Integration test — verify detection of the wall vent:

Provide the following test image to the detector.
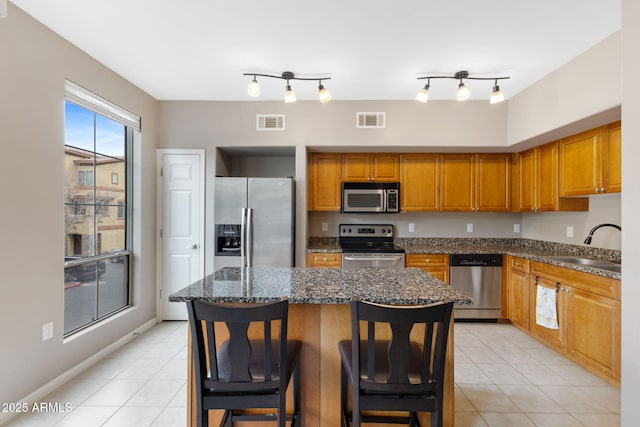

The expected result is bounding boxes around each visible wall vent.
[356,112,386,128]
[256,114,285,131]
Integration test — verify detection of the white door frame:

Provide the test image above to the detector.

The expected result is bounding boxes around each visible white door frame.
[156,148,205,320]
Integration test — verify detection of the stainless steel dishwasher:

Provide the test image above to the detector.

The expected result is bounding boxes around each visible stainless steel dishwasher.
[450,254,502,319]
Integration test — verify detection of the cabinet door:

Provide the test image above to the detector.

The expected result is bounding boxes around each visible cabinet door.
[441,154,475,211]
[559,128,604,196]
[405,254,449,284]
[529,276,565,351]
[370,154,400,181]
[399,154,440,211]
[605,121,621,193]
[518,149,537,212]
[309,153,342,211]
[341,154,371,181]
[476,154,511,212]
[536,142,559,211]
[566,287,620,382]
[508,265,530,331]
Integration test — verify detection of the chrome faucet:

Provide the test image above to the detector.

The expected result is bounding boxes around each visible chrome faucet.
[583,223,621,244]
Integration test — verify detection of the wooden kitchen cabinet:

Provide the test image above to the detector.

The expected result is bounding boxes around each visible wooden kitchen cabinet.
[405,253,449,284]
[529,273,566,352]
[526,261,620,385]
[559,121,621,196]
[515,142,588,212]
[441,153,510,212]
[507,256,530,331]
[342,153,400,182]
[306,253,342,267]
[308,153,342,211]
[399,154,441,211]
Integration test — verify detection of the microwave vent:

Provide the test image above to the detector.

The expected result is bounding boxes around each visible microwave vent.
[356,112,385,128]
[256,114,285,131]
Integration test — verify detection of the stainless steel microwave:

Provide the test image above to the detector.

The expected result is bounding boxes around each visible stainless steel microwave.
[341,182,400,213]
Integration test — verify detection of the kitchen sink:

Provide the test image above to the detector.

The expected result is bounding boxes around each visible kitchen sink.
[545,255,621,273]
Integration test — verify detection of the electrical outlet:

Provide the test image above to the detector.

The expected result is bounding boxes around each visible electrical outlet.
[514,224,521,233]
[408,223,415,233]
[321,222,328,232]
[567,226,574,238]
[42,322,53,341]
[466,223,473,233]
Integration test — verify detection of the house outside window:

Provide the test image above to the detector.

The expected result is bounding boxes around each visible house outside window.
[63,80,139,336]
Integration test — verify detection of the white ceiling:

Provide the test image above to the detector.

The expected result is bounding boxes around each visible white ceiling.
[12,0,621,102]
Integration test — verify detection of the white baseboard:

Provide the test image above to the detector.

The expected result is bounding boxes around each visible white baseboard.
[0,318,157,426]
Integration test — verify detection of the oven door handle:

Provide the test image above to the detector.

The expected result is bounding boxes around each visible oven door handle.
[343,256,405,262]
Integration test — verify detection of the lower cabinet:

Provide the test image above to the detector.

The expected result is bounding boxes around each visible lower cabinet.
[508,258,621,385]
[306,253,341,268]
[405,254,449,284]
[507,257,530,331]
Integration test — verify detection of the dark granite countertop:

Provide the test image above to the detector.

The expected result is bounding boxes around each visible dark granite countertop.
[306,237,621,280]
[168,266,472,305]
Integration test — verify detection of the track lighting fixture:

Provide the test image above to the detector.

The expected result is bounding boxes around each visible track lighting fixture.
[243,71,332,103]
[416,79,430,103]
[416,70,510,103]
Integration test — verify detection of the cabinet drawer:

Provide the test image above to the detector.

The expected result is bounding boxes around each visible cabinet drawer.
[510,257,530,271]
[405,254,449,267]
[306,253,341,267]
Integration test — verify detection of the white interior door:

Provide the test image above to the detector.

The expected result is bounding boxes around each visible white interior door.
[159,151,204,320]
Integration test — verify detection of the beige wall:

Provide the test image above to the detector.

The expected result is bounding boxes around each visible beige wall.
[0,5,158,408]
[621,1,639,425]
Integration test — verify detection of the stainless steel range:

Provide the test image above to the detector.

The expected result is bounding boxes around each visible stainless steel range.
[339,224,405,268]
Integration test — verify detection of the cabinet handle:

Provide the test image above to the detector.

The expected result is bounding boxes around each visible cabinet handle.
[560,287,572,293]
[424,259,430,263]
[514,262,520,266]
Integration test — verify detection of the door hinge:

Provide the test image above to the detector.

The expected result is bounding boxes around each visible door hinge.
[159,289,163,299]
[160,228,163,238]
[160,167,163,177]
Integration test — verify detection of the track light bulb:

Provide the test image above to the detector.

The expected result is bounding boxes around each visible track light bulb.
[416,83,430,103]
[490,83,504,104]
[284,84,296,103]
[318,83,331,103]
[457,81,470,101]
[247,77,260,97]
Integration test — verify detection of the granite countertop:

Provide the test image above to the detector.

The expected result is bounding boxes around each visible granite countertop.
[168,266,472,305]
[306,237,621,280]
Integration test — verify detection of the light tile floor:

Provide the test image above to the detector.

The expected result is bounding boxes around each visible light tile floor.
[5,321,620,427]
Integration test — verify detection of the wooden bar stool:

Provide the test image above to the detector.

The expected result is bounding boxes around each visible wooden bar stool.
[186,297,301,427]
[339,298,454,427]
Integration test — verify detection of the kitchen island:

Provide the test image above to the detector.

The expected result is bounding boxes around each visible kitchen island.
[170,266,472,427]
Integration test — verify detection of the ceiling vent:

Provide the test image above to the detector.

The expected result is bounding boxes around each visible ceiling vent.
[256,114,285,131]
[356,112,386,128]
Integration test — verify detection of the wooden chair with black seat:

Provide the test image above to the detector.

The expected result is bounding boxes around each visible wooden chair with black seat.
[339,298,454,427]
[186,297,302,427]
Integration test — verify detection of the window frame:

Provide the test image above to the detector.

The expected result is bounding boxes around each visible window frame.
[63,81,138,337]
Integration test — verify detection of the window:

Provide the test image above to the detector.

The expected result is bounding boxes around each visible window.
[63,80,140,336]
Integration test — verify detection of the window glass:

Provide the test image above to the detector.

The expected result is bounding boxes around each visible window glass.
[64,99,131,335]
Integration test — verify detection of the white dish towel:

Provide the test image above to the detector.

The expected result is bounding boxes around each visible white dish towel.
[536,286,559,329]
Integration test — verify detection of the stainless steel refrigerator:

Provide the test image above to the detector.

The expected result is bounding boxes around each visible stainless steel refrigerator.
[214,177,295,268]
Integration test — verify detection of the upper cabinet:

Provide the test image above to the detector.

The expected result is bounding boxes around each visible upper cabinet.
[399,154,441,211]
[308,153,342,211]
[559,121,621,196]
[342,153,400,182]
[514,142,589,212]
[441,153,511,212]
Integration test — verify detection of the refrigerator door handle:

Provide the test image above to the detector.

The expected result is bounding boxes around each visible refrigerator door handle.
[241,208,247,267]
[246,208,253,267]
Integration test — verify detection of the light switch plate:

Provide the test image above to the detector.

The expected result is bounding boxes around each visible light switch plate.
[567,226,574,238]
[321,222,328,232]
[466,223,473,233]
[408,223,415,232]
[42,322,53,341]
[514,224,521,233]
